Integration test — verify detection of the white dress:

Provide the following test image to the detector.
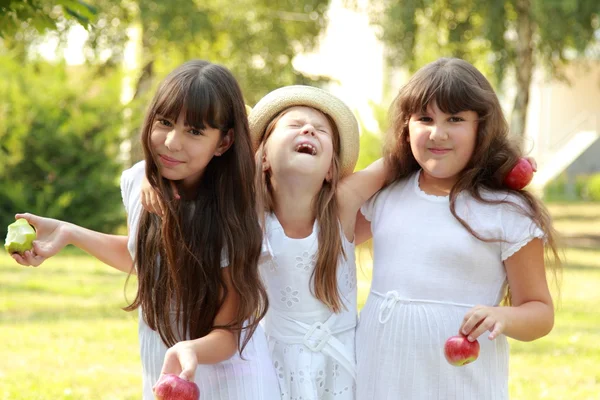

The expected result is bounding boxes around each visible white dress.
[260,213,357,400]
[121,161,281,400]
[356,171,544,400]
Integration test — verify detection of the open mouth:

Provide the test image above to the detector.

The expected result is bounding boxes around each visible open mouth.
[295,143,317,156]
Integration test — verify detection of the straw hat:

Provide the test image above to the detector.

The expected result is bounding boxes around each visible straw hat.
[248,85,359,177]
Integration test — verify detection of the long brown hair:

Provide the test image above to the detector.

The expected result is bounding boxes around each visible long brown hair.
[255,108,346,313]
[124,60,268,352]
[385,58,561,303]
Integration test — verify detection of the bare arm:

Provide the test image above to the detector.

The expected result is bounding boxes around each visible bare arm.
[66,224,134,273]
[159,267,240,380]
[337,158,387,240]
[461,239,554,342]
[11,213,133,274]
[354,210,373,246]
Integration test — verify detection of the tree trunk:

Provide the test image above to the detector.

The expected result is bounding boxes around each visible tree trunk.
[130,55,154,162]
[511,0,534,147]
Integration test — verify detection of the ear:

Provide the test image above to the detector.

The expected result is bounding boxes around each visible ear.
[261,149,271,172]
[215,129,234,156]
[325,164,333,183]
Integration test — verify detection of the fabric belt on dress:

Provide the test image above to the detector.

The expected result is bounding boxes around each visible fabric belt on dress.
[370,290,475,324]
[264,309,356,379]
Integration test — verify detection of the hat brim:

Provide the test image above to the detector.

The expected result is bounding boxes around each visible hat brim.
[249,85,359,178]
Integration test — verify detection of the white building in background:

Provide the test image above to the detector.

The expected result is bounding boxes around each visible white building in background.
[525,61,600,189]
[294,0,600,188]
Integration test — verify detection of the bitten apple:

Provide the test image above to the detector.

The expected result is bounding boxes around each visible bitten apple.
[4,218,36,255]
[154,374,200,400]
[504,157,534,190]
[444,335,480,366]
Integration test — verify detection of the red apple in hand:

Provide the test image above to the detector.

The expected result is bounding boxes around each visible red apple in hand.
[444,335,480,366]
[154,374,200,400]
[504,157,534,190]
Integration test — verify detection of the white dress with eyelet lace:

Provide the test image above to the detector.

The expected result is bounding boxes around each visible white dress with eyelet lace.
[260,213,357,400]
[356,171,544,400]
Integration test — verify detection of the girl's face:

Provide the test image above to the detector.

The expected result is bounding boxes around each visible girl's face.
[263,106,335,182]
[150,109,232,190]
[408,102,478,188]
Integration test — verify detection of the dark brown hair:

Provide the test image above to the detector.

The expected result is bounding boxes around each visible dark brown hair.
[124,60,268,352]
[385,57,561,303]
[255,107,346,313]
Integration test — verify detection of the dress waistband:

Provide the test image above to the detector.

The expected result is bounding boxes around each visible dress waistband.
[264,309,356,379]
[370,290,475,324]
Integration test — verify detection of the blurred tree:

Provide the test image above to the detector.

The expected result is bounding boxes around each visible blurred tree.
[50,0,333,161]
[2,0,333,162]
[0,0,97,37]
[0,55,125,238]
[367,0,600,142]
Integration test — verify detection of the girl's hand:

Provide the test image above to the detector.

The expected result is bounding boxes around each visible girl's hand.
[140,176,180,217]
[524,156,537,172]
[460,305,508,341]
[159,340,199,382]
[10,213,70,267]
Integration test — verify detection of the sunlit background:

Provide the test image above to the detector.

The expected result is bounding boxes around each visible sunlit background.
[1,1,599,399]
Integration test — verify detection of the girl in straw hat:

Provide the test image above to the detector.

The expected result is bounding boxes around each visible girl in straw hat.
[11,60,280,400]
[247,85,387,400]
[354,58,560,399]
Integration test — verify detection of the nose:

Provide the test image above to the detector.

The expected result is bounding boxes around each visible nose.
[300,124,316,137]
[164,128,183,151]
[429,124,448,141]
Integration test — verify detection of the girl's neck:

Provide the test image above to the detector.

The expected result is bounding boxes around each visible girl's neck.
[418,170,458,196]
[270,174,321,239]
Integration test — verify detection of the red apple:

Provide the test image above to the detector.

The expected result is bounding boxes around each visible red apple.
[154,374,200,400]
[504,157,534,190]
[444,335,480,366]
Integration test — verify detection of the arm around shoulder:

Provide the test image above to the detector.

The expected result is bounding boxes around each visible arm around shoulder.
[337,158,388,237]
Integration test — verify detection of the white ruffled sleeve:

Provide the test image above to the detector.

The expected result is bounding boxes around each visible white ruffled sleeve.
[360,190,382,222]
[500,198,545,261]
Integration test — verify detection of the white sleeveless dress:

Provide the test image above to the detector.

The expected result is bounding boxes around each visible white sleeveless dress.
[120,161,281,399]
[259,213,357,400]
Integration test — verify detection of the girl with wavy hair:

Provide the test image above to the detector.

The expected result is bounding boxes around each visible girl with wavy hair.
[355,57,560,399]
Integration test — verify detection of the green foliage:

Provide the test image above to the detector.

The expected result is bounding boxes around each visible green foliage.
[0,0,97,38]
[135,0,333,104]
[0,55,125,238]
[543,172,600,202]
[369,0,599,86]
[586,173,600,201]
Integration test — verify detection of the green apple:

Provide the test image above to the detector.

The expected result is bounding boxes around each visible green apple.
[4,218,36,255]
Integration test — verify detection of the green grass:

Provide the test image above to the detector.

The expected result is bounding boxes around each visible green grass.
[1,203,599,399]
[0,250,141,400]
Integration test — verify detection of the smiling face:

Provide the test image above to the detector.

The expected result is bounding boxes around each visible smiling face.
[262,106,336,182]
[408,101,478,190]
[150,109,232,190]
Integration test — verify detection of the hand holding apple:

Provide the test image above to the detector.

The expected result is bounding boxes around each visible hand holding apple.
[9,213,70,267]
[504,157,535,190]
[444,334,480,366]
[4,218,36,255]
[154,374,200,400]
